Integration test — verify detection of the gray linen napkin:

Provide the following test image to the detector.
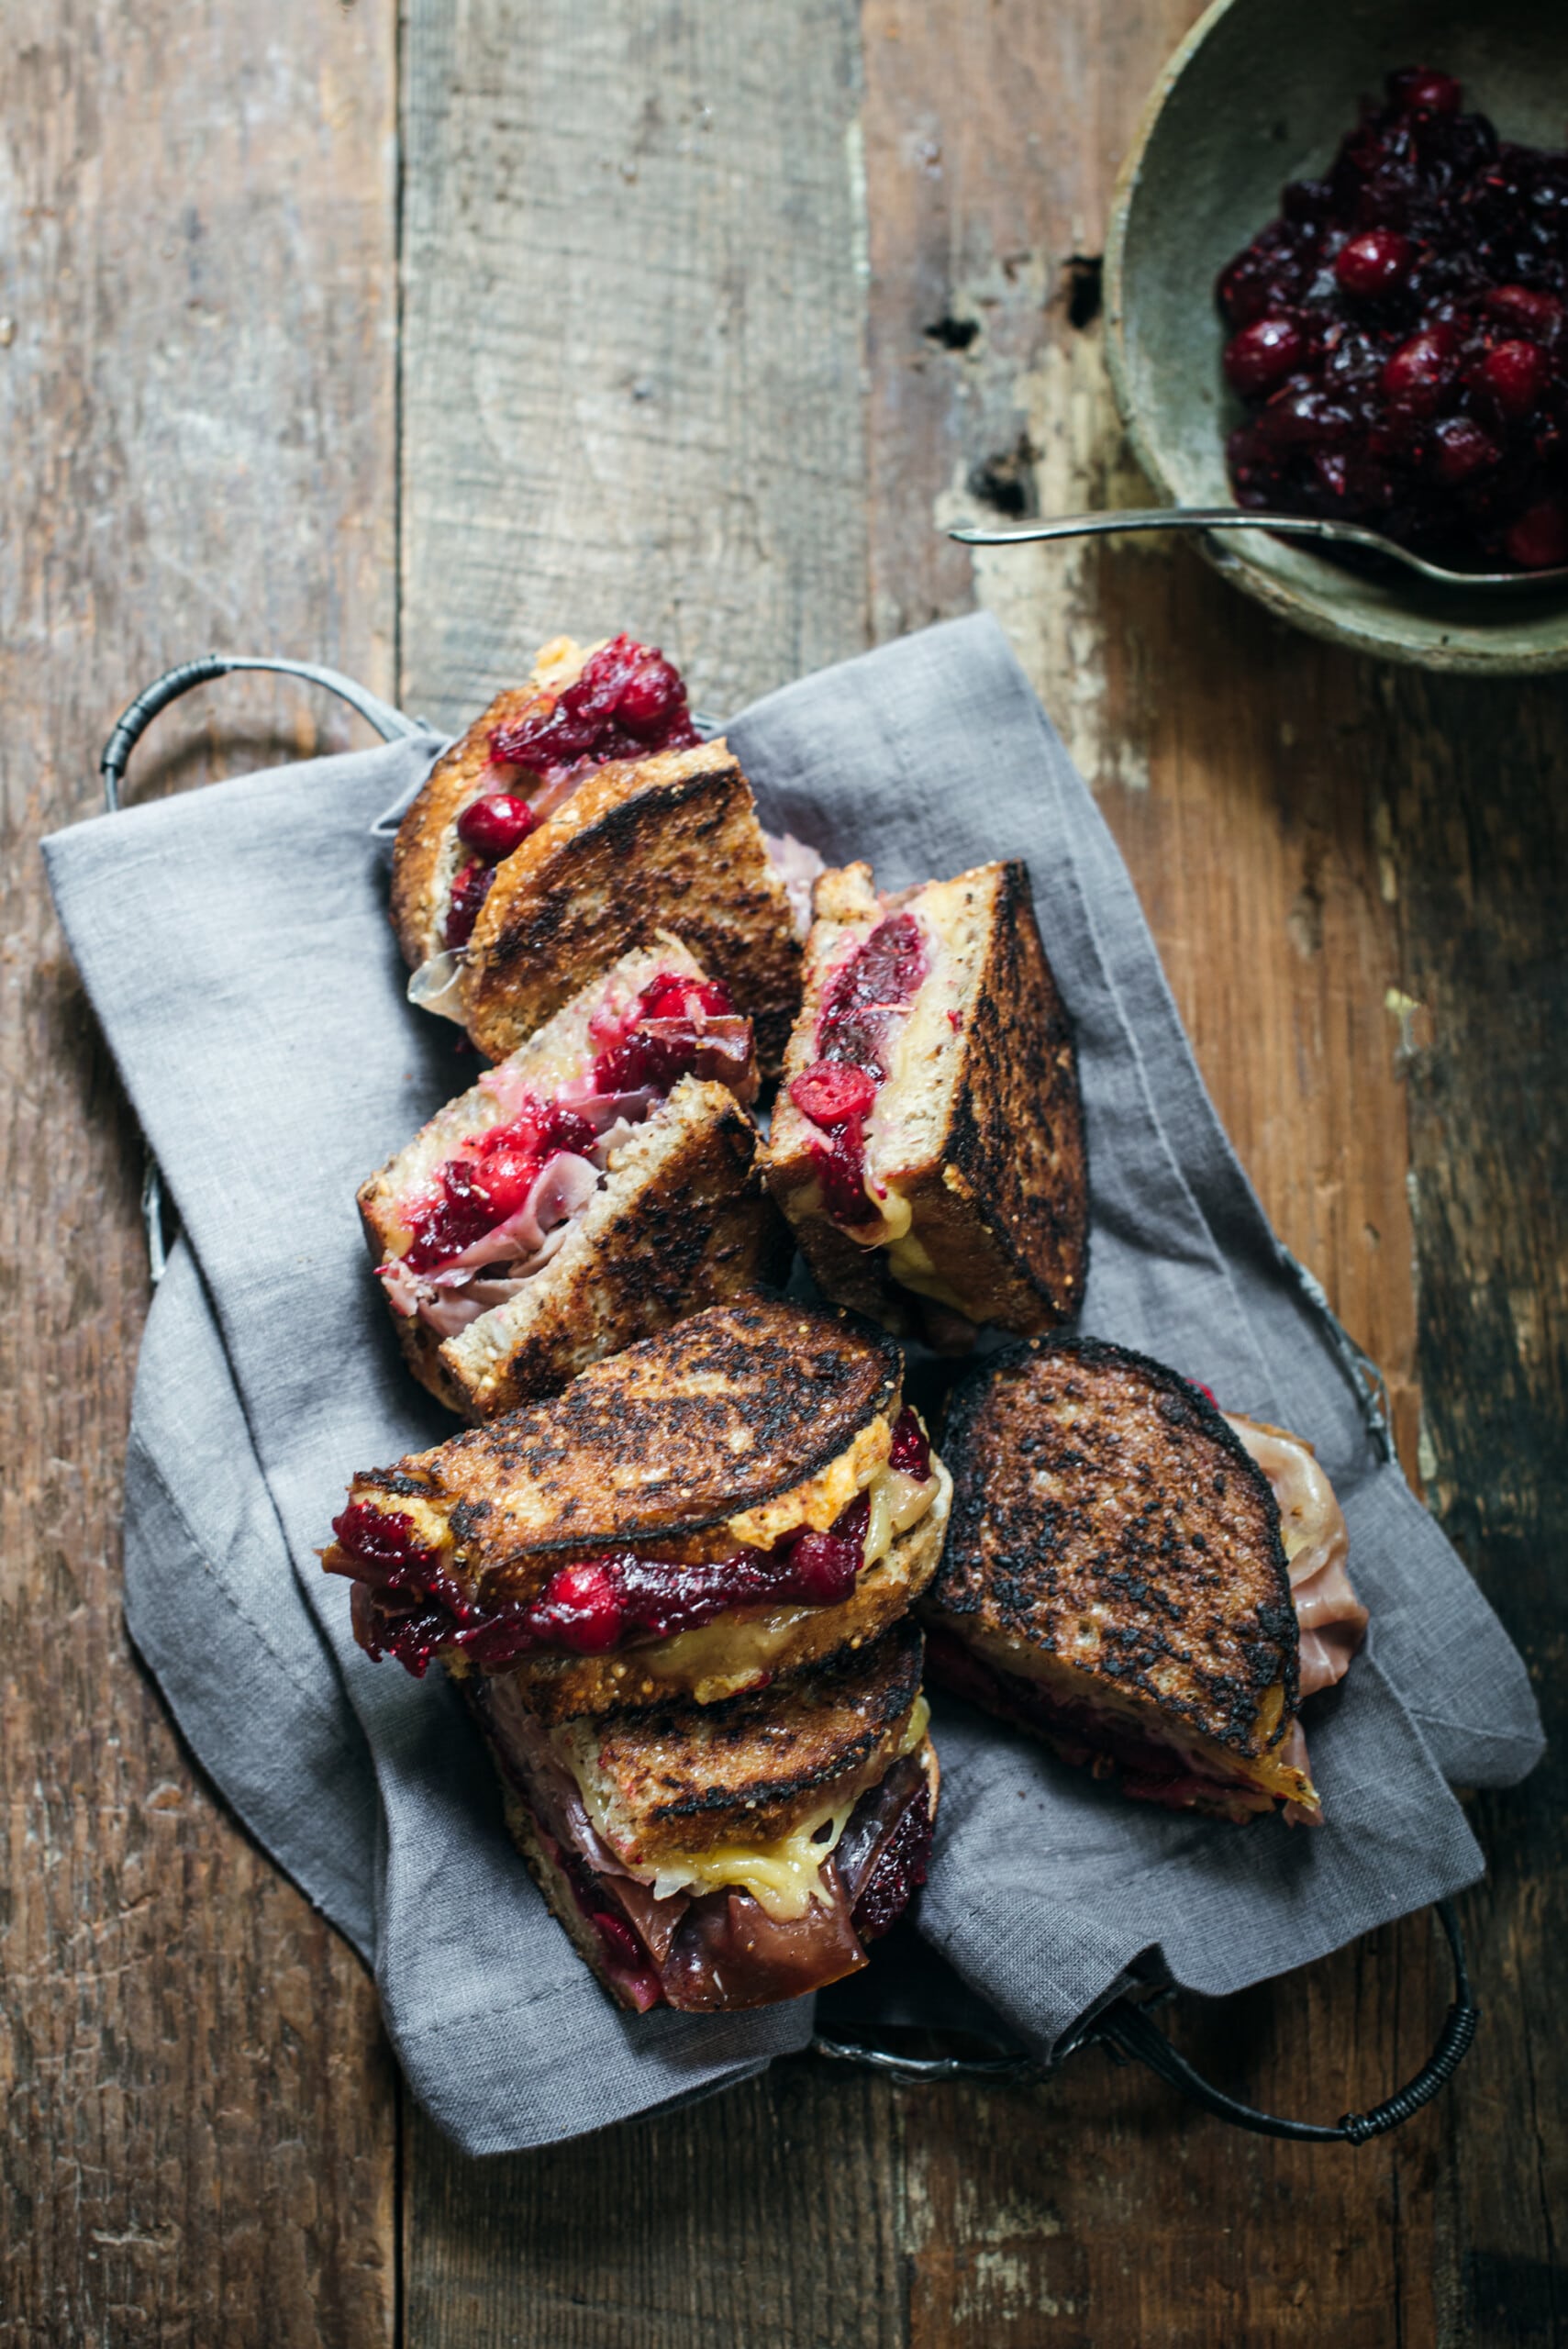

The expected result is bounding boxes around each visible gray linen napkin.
[45,614,1542,2149]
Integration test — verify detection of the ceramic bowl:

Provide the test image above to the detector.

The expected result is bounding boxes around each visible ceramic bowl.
[1105,0,1568,674]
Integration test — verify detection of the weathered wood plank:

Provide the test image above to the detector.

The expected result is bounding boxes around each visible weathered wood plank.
[0,6,399,2343]
[396,4,898,2339]
[857,1,1552,2342]
[1380,665,1568,2347]
[399,0,872,735]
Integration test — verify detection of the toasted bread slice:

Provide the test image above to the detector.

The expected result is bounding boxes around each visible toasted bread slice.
[762,858,1088,1344]
[462,739,802,1070]
[493,1463,951,1720]
[390,638,595,969]
[547,1616,927,1866]
[359,935,729,1246]
[924,1334,1315,1816]
[335,1300,905,1598]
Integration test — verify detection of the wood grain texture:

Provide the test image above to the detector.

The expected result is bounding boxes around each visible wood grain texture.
[399,0,872,735]
[1382,666,1568,2349]
[0,6,399,2343]
[858,3,1561,2343]
[15,0,1562,2339]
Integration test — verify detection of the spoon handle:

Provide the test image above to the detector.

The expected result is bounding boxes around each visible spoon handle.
[949,508,1384,552]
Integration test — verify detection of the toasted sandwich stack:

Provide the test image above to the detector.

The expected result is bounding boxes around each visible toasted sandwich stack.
[323,1300,951,2010]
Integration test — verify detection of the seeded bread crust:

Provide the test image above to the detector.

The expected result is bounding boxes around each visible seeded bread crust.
[427,1078,792,1420]
[762,857,1088,1339]
[925,1332,1301,1764]
[462,738,802,1071]
[343,1300,906,1600]
[492,1469,951,1722]
[557,1617,926,1860]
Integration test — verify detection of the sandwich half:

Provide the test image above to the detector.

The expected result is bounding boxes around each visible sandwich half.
[391,632,702,975]
[323,1299,952,1715]
[389,633,806,1069]
[359,942,788,1419]
[923,1334,1325,1820]
[762,858,1088,1348]
[469,1620,940,2011]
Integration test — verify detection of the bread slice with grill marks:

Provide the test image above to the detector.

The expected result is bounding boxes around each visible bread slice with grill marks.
[762,858,1088,1346]
[923,1333,1317,1818]
[462,739,802,1072]
[551,1616,927,1865]
[334,1299,906,1609]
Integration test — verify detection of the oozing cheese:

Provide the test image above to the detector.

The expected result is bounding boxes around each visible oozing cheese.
[565,1695,932,1924]
[649,1692,932,1916]
[600,1460,946,1705]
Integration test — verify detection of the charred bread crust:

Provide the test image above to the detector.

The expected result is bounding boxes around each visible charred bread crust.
[354,1299,905,1581]
[427,1082,793,1421]
[764,859,1088,1335]
[927,1331,1299,1757]
[899,860,1086,1329]
[389,685,550,968]
[578,1617,925,1855]
[462,739,802,1070]
[494,1480,950,1723]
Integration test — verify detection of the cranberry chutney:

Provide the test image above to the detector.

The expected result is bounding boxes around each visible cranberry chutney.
[327,1405,937,1678]
[1218,67,1568,573]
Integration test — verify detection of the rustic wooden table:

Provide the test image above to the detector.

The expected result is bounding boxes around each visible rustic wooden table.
[6,4,1562,2343]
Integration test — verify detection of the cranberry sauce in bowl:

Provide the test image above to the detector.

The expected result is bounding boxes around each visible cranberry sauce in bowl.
[1218,68,1568,574]
[378,967,752,1336]
[327,1406,937,1679]
[787,911,929,1228]
[442,634,702,951]
[1104,0,1568,672]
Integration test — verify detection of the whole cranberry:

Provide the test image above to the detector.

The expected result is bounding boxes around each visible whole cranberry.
[615,651,685,740]
[1484,285,1565,345]
[529,1562,627,1653]
[1222,315,1307,396]
[886,1404,931,1480]
[456,790,537,861]
[1432,417,1502,484]
[1387,67,1462,117]
[1478,339,1552,420]
[1504,500,1568,570]
[639,973,734,1021]
[1382,328,1457,413]
[790,1061,877,1127]
[1334,229,1412,299]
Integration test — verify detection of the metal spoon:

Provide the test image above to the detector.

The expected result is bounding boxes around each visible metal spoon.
[948,508,1568,595]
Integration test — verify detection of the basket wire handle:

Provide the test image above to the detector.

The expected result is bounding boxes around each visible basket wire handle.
[100,654,426,1276]
[813,1899,1478,2140]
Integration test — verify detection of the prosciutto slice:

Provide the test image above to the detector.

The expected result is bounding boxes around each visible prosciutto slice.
[763,829,828,939]
[1225,1414,1368,1699]
[472,1676,926,2013]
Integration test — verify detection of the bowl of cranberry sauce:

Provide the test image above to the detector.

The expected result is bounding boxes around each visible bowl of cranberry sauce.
[1106,0,1568,672]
